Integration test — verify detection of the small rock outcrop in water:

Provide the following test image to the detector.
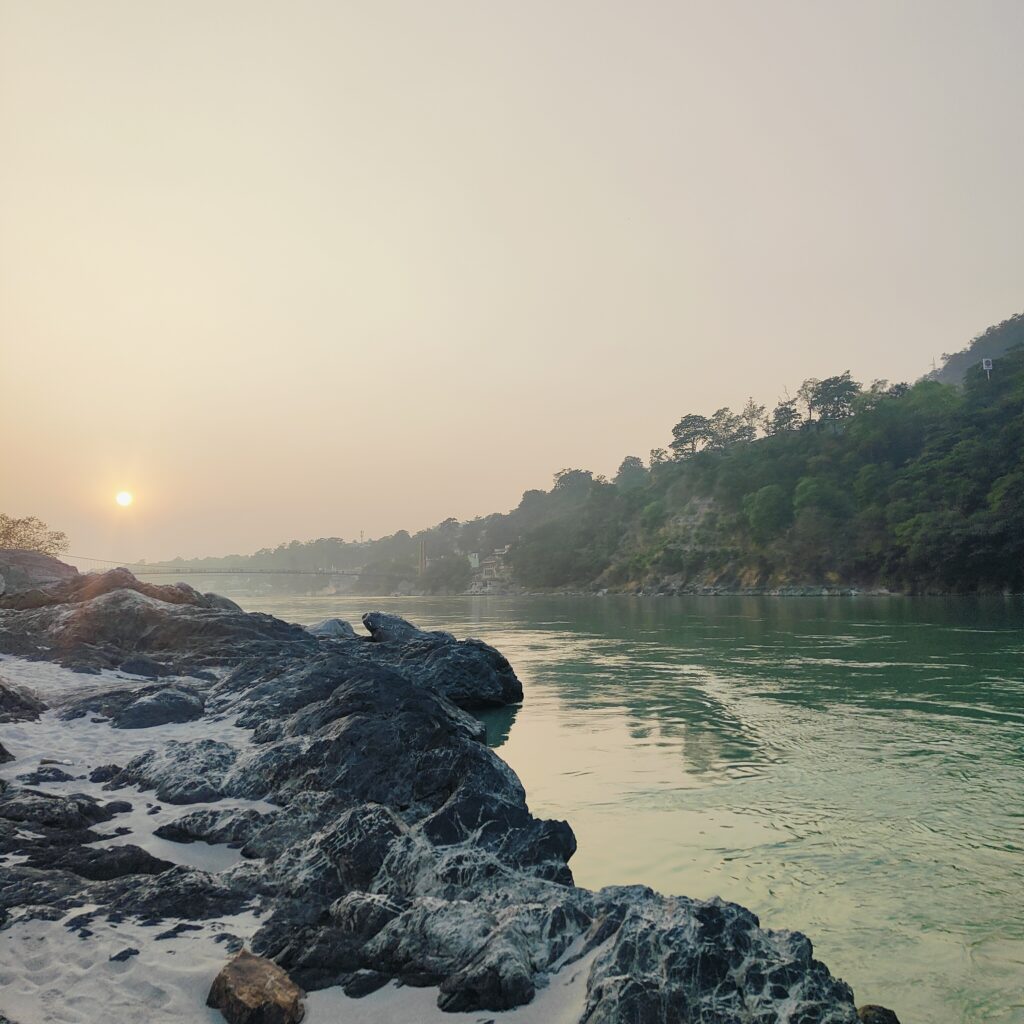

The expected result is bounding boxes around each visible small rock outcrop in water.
[207,950,306,1024]
[0,553,871,1022]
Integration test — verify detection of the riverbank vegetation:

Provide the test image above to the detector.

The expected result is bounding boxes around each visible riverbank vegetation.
[165,317,1024,594]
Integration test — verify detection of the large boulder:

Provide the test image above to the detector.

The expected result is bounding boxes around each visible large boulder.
[0,574,316,676]
[207,950,306,1024]
[358,612,523,707]
[0,549,78,599]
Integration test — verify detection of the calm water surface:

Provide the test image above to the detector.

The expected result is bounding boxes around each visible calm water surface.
[237,593,1023,1023]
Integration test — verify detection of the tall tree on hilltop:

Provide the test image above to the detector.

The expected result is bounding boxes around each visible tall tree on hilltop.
[670,414,711,457]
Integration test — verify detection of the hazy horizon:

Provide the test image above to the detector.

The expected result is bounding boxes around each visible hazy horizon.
[4,1,1023,563]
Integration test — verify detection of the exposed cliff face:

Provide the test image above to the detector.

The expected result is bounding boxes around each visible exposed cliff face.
[0,556,864,1023]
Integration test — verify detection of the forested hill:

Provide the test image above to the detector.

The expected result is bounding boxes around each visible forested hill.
[167,323,1024,595]
[931,313,1024,385]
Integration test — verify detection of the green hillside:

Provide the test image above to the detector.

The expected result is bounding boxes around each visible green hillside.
[167,317,1024,595]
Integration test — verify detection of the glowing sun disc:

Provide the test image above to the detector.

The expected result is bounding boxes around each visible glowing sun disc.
[115,491,134,507]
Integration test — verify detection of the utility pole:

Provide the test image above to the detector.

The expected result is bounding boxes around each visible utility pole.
[418,539,427,576]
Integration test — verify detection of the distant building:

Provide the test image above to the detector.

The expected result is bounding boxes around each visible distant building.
[479,545,511,581]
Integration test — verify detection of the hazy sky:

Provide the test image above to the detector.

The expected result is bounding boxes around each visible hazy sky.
[3,1,1023,563]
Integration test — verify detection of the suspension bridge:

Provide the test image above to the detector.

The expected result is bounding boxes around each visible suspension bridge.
[68,555,404,581]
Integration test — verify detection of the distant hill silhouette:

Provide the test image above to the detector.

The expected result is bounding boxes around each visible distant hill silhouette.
[931,312,1024,384]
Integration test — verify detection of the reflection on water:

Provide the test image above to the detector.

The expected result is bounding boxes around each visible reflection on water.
[239,592,1024,1024]
[475,704,519,747]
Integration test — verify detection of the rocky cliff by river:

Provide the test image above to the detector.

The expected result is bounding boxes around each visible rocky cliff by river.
[0,551,892,1023]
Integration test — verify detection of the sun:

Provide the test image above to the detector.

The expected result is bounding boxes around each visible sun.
[115,491,134,507]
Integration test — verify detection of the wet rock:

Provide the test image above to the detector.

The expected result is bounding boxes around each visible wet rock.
[207,949,306,1024]
[858,1006,901,1024]
[110,946,140,961]
[0,741,14,764]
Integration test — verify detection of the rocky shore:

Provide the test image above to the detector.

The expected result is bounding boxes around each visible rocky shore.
[0,552,891,1023]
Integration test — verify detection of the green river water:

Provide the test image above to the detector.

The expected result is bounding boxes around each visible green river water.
[239,593,1023,1023]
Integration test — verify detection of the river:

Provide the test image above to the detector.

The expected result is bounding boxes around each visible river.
[233,592,1023,1022]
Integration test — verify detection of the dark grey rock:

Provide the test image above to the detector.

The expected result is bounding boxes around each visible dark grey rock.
[110,947,140,961]
[0,789,118,830]
[362,611,447,644]
[17,765,75,785]
[0,679,47,722]
[28,843,175,880]
[155,807,274,847]
[0,570,317,677]
[0,741,14,764]
[858,1007,901,1024]
[114,739,238,803]
[118,655,167,678]
[89,763,124,783]
[358,612,522,707]
[307,617,358,639]
[114,686,204,728]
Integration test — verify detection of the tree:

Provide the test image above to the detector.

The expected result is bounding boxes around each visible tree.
[614,456,648,490]
[552,468,594,493]
[811,372,861,421]
[739,397,766,440]
[421,552,472,594]
[769,398,801,434]
[796,378,820,422]
[0,515,69,555]
[648,447,670,466]
[704,408,746,450]
[670,414,711,458]
[743,484,792,542]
